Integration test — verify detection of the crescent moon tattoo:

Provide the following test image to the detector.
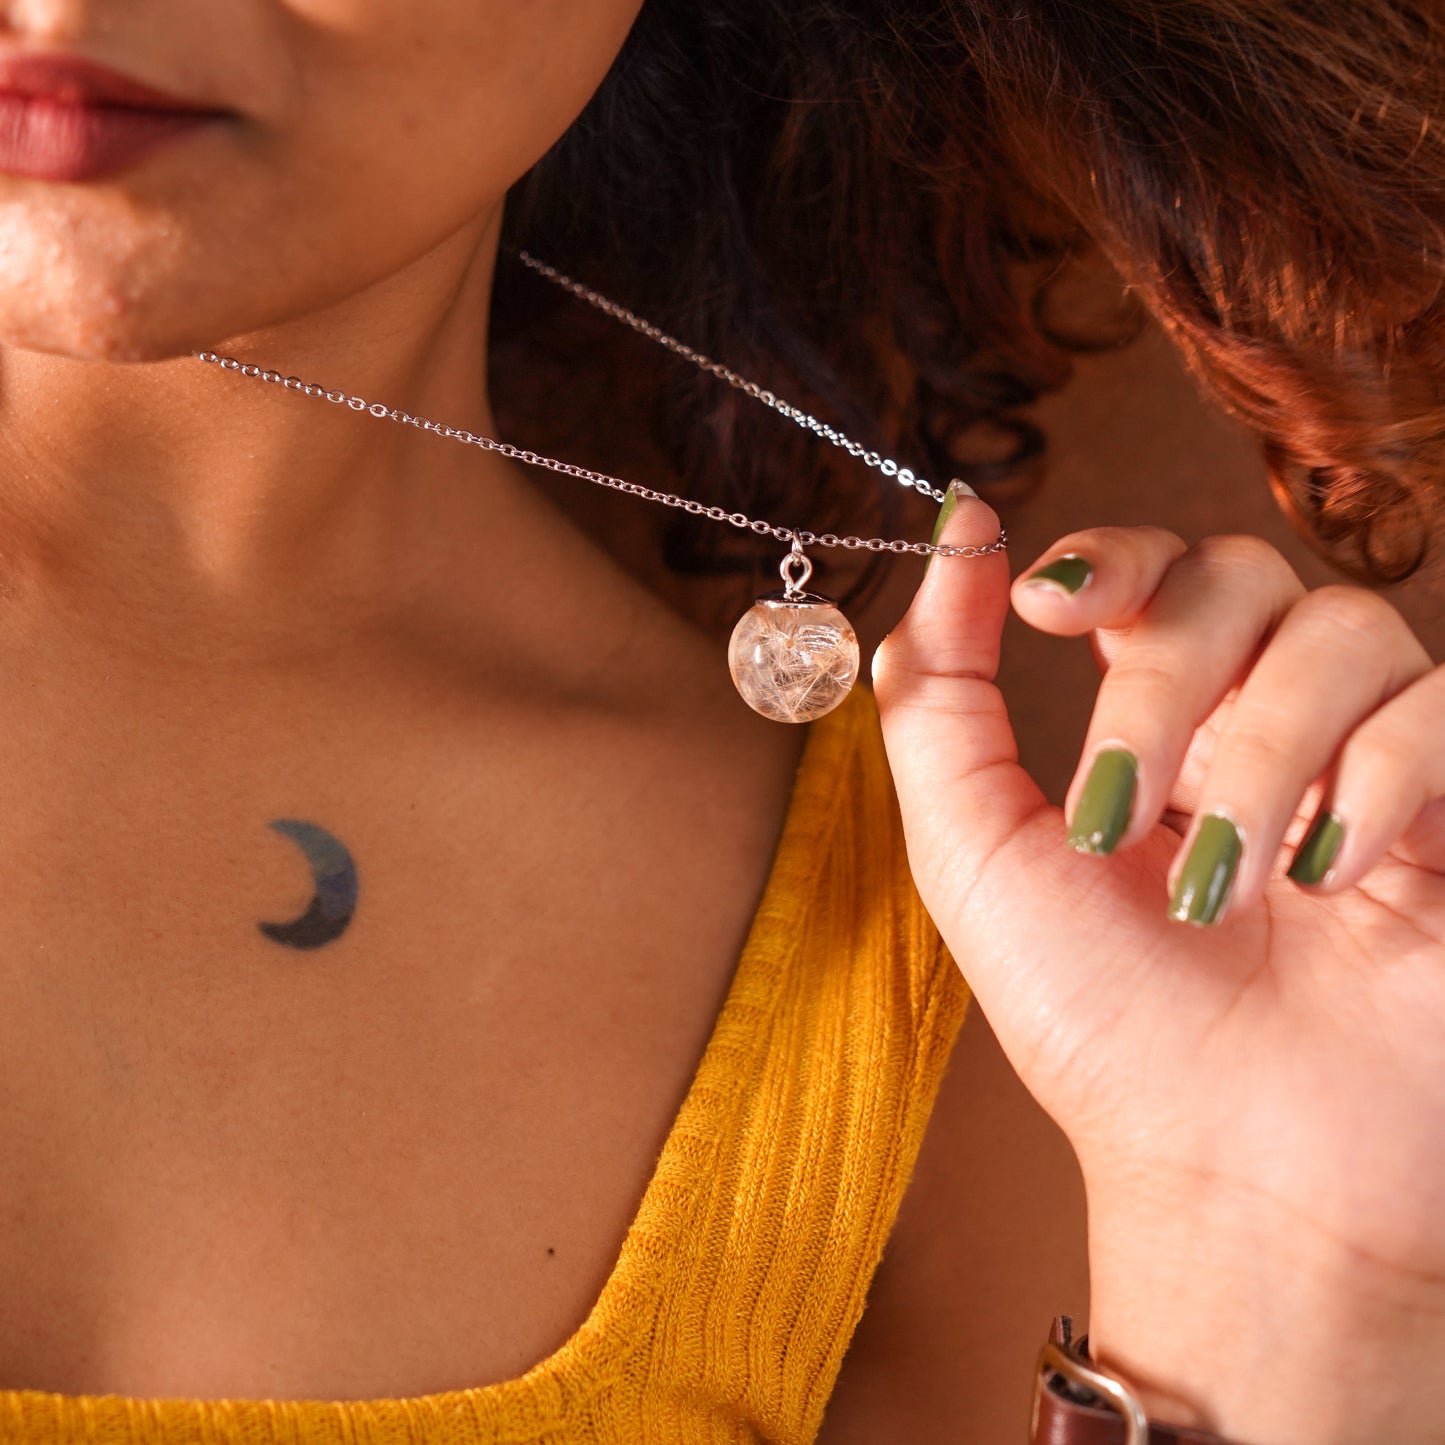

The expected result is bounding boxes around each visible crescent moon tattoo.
[258,818,359,949]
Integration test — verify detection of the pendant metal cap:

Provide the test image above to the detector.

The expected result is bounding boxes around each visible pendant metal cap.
[755,588,837,608]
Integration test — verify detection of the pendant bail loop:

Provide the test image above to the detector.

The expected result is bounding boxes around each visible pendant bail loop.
[780,536,813,599]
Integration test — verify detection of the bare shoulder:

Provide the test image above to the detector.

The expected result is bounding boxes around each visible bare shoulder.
[816,998,1090,1444]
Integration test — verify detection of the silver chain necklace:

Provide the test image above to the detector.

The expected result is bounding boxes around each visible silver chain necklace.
[195,256,1006,724]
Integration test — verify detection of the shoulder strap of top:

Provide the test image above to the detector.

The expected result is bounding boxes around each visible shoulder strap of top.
[639,682,972,1444]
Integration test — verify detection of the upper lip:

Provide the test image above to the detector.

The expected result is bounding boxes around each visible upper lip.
[0,52,221,113]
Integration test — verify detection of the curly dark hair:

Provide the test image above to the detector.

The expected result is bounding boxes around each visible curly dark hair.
[497,0,1445,598]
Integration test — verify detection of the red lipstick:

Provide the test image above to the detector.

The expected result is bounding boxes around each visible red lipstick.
[0,54,226,182]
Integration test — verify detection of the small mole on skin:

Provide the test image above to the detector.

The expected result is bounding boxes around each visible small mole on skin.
[547,1247,556,1257]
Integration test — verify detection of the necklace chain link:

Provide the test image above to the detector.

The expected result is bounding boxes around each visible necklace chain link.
[193,259,1006,562]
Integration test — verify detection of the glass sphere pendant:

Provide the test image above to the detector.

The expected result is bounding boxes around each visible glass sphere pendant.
[728,541,860,723]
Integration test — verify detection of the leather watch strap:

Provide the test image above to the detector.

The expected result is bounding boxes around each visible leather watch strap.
[1031,1316,1243,1445]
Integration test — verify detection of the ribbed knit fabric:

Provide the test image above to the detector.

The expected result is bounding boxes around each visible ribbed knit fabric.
[0,682,971,1445]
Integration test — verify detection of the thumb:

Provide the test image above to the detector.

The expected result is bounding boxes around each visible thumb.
[873,482,1051,908]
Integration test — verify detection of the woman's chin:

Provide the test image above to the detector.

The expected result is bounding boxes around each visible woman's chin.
[0,300,214,366]
[0,240,286,365]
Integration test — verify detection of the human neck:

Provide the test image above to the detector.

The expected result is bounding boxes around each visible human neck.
[0,214,587,660]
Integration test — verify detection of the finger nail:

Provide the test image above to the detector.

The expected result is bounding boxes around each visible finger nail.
[928,480,980,572]
[1169,813,1243,926]
[1287,810,1344,886]
[1067,748,1138,855]
[1021,554,1093,595]
[931,479,979,545]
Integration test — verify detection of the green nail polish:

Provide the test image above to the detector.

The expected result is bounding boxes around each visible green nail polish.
[1022,554,1093,594]
[1067,749,1138,855]
[1288,810,1344,886]
[1169,813,1243,926]
[930,491,958,548]
[928,481,977,570]
[930,480,976,546]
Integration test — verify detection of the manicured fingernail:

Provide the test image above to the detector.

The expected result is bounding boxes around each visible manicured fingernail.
[1168,813,1243,926]
[930,479,979,545]
[1067,748,1137,855]
[1022,554,1092,595]
[928,480,980,572]
[1288,810,1344,886]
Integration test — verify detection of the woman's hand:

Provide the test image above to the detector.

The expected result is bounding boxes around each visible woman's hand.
[872,488,1445,1445]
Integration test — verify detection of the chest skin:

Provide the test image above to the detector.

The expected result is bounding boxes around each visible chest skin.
[0,603,806,1400]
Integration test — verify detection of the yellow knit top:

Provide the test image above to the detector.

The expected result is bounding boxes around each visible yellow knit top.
[0,683,971,1445]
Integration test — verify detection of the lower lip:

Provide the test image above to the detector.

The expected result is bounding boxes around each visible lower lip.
[0,94,219,182]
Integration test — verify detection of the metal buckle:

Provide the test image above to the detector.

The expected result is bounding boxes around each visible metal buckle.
[1032,1339,1152,1445]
